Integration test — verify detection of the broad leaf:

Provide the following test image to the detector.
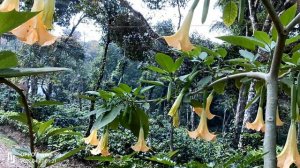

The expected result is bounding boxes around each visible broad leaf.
[254,31,271,45]
[140,80,164,86]
[155,53,175,73]
[0,67,70,78]
[223,1,238,27]
[146,66,168,74]
[239,50,255,62]
[92,104,124,130]
[0,51,18,69]
[217,36,265,50]
[213,81,226,94]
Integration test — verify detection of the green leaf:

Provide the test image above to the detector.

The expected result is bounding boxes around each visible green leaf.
[223,1,238,27]
[272,4,297,41]
[32,100,63,107]
[286,35,300,45]
[213,81,226,94]
[9,113,28,125]
[280,4,297,26]
[254,31,271,45]
[155,53,175,73]
[239,50,255,62]
[216,48,227,58]
[0,51,18,69]
[46,146,85,167]
[37,119,54,137]
[146,66,168,74]
[202,0,210,23]
[99,90,114,101]
[197,76,212,89]
[92,104,124,130]
[0,10,39,35]
[140,85,155,94]
[140,80,164,86]
[174,57,184,72]
[77,94,96,101]
[238,0,245,23]
[12,147,32,160]
[85,91,100,96]
[119,83,132,93]
[217,36,265,50]
[0,67,70,78]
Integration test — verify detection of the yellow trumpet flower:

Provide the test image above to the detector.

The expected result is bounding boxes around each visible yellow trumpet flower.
[192,94,216,120]
[91,130,110,156]
[11,0,56,46]
[168,91,184,117]
[205,94,216,120]
[162,1,198,51]
[188,108,216,141]
[193,107,202,116]
[277,123,300,168]
[246,107,265,132]
[43,0,55,29]
[0,0,19,12]
[276,107,284,126]
[131,127,150,152]
[83,129,99,146]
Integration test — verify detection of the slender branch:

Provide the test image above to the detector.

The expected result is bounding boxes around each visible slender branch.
[261,0,285,35]
[286,13,300,32]
[189,72,266,95]
[0,78,37,168]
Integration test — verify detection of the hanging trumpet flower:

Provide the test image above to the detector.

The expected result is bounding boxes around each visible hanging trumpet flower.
[163,0,199,51]
[11,0,57,46]
[0,0,19,12]
[276,107,284,126]
[193,107,202,116]
[192,93,216,120]
[43,0,55,29]
[168,89,185,127]
[83,129,99,146]
[188,91,216,141]
[131,127,150,152]
[188,108,216,141]
[246,107,265,132]
[277,122,300,168]
[91,129,110,156]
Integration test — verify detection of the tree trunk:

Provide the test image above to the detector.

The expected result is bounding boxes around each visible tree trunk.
[233,84,248,147]
[85,32,111,136]
[238,82,259,147]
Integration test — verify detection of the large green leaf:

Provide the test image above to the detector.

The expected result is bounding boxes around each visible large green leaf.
[0,51,18,69]
[0,67,70,78]
[155,53,175,73]
[217,36,265,50]
[92,104,124,130]
[0,10,39,35]
[223,1,238,27]
[272,4,297,41]
[254,31,271,45]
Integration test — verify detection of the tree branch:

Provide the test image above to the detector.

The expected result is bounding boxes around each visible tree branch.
[189,72,266,95]
[261,0,285,35]
[286,13,300,32]
[0,78,37,168]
